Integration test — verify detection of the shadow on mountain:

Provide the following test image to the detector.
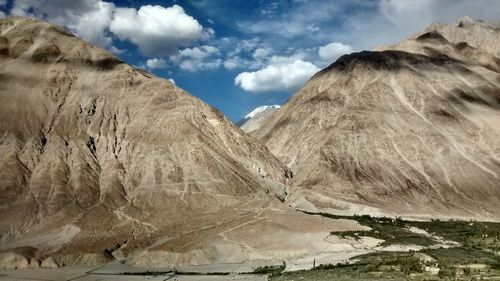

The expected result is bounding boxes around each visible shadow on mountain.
[447,87,500,111]
[314,50,465,78]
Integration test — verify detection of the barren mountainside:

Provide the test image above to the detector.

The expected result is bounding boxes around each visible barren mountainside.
[2,14,500,271]
[0,16,365,268]
[255,17,500,220]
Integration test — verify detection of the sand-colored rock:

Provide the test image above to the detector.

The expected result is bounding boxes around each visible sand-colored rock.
[27,258,40,269]
[53,253,113,267]
[0,252,29,269]
[0,16,366,268]
[40,256,58,269]
[126,206,369,267]
[255,17,500,220]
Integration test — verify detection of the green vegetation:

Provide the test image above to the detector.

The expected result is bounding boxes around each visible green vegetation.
[314,212,435,246]
[271,250,500,281]
[413,219,500,251]
[356,252,425,275]
[308,211,500,251]
[253,263,286,277]
[270,212,500,280]
[422,247,500,268]
[272,262,407,281]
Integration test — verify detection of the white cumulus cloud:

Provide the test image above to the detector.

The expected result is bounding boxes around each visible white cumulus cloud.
[235,55,320,92]
[318,42,353,63]
[146,58,167,69]
[223,57,241,70]
[11,0,115,47]
[170,45,221,71]
[109,4,212,57]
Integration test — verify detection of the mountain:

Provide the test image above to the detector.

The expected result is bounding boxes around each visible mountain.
[0,17,372,269]
[237,105,281,133]
[254,17,500,221]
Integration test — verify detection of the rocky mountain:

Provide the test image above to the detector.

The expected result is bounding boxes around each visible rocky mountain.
[237,105,280,133]
[0,17,371,269]
[254,17,500,221]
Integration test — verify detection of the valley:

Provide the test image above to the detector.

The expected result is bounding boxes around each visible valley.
[0,4,499,281]
[2,212,500,280]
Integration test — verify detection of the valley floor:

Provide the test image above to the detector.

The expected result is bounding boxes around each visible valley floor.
[270,212,500,280]
[2,212,500,280]
[0,262,268,280]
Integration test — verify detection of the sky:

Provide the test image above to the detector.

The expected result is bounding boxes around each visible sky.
[1,0,500,122]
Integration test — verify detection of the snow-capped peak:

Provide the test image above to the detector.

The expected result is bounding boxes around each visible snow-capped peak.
[245,105,281,119]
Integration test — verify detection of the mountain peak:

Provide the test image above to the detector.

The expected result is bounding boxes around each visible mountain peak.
[458,15,475,26]
[313,50,459,78]
[0,16,121,70]
[245,105,281,119]
[238,105,281,133]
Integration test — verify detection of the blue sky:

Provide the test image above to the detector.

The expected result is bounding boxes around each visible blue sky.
[1,0,500,121]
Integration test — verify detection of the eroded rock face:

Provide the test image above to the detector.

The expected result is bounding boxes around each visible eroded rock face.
[0,252,29,269]
[255,17,500,220]
[0,16,295,266]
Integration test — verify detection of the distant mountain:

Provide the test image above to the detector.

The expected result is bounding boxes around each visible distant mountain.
[254,17,500,221]
[237,105,281,133]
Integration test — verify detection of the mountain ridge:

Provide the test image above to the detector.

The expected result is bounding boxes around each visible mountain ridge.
[254,16,500,221]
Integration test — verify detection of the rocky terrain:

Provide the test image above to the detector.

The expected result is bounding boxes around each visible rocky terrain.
[0,17,368,269]
[238,105,281,133]
[255,17,500,221]
[1,14,500,273]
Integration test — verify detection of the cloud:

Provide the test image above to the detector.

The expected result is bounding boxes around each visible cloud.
[240,0,345,39]
[340,0,500,50]
[244,20,319,39]
[227,38,261,56]
[223,56,265,70]
[223,57,242,70]
[11,0,115,47]
[260,1,287,17]
[236,0,500,61]
[252,47,272,60]
[222,47,272,71]
[170,45,221,71]
[8,2,212,57]
[146,58,167,70]
[318,42,353,63]
[109,4,212,57]
[235,55,319,92]
[67,1,115,47]
[0,0,6,6]
[109,45,126,55]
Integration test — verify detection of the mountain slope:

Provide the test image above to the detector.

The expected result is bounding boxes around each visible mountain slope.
[254,17,500,220]
[0,16,370,269]
[237,105,280,133]
[0,16,332,268]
